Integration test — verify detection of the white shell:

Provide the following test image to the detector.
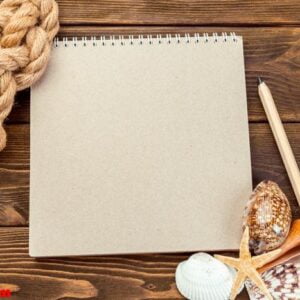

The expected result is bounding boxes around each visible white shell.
[175,252,238,300]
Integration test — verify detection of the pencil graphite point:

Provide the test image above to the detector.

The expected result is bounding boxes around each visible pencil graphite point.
[257,77,264,85]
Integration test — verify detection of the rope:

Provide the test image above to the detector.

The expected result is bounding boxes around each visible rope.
[0,0,59,151]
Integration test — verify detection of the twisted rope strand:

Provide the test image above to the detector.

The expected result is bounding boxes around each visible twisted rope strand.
[0,0,59,151]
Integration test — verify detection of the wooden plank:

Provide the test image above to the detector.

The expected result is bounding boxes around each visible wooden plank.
[56,0,300,25]
[8,90,30,124]
[0,228,252,299]
[7,27,300,124]
[0,125,29,226]
[0,123,300,226]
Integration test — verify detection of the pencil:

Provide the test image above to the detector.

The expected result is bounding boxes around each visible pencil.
[258,77,300,205]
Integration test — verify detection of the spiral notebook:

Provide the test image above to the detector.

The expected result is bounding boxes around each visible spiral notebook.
[30,33,252,257]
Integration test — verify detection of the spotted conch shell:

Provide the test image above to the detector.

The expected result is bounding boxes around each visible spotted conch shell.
[243,181,292,254]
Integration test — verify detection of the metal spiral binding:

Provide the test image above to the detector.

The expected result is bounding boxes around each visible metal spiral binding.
[54,33,238,47]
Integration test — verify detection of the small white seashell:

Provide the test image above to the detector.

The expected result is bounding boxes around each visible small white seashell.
[175,252,239,300]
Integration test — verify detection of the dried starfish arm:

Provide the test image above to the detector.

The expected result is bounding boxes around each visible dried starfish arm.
[245,267,273,300]
[214,255,240,269]
[239,227,251,260]
[252,248,282,268]
[230,271,246,300]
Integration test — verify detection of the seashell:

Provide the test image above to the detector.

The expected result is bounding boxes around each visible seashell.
[243,180,292,254]
[175,252,240,300]
[246,261,300,300]
[258,219,300,273]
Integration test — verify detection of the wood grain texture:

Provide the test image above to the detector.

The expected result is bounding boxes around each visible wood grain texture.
[2,1,300,297]
[0,227,251,299]
[0,126,29,226]
[0,123,299,227]
[7,27,300,124]
[56,0,300,25]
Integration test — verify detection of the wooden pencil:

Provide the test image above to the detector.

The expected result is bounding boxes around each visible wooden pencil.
[258,78,300,205]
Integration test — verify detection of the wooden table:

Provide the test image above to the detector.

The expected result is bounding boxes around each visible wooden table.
[1,1,300,299]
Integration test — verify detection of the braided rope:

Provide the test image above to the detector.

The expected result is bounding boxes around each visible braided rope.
[0,0,59,150]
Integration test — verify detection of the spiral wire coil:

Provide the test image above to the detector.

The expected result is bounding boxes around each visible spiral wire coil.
[54,32,238,47]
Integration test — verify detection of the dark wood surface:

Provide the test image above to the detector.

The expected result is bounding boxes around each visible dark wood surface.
[56,0,300,25]
[0,1,300,299]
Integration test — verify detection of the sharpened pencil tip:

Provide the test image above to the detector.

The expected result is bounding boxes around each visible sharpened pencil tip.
[258,77,264,85]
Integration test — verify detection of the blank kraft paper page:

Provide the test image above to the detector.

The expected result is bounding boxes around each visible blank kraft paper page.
[30,34,252,257]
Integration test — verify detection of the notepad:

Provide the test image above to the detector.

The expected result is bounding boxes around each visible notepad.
[30,33,252,257]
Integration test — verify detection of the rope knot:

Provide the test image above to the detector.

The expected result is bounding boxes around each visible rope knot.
[0,0,59,150]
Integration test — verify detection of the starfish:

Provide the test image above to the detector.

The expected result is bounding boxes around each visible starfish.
[214,227,281,300]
